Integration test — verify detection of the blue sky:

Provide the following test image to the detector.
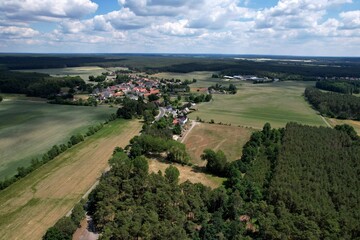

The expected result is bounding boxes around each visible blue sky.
[0,0,359,56]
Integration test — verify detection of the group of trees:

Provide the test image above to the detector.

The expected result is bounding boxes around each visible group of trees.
[186,93,212,103]
[0,70,88,98]
[43,200,86,240]
[116,97,157,119]
[129,134,190,165]
[0,95,3,102]
[305,87,360,120]
[89,75,106,82]
[208,83,237,94]
[83,149,252,239]
[316,80,360,94]
[48,96,98,107]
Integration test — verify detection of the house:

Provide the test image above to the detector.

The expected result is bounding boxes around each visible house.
[178,116,188,125]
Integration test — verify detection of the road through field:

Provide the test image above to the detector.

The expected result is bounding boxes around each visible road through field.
[0,119,142,240]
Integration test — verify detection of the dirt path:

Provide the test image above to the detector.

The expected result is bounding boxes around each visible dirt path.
[181,120,199,143]
[321,115,332,128]
[0,120,142,240]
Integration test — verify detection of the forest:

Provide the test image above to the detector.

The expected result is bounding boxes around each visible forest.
[304,87,360,120]
[0,70,87,98]
[316,80,360,94]
[44,121,360,239]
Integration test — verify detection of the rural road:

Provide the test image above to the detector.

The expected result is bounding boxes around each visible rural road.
[155,107,166,121]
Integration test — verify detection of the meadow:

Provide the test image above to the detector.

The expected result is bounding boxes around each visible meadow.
[183,123,253,166]
[0,119,142,240]
[189,81,327,129]
[0,99,114,179]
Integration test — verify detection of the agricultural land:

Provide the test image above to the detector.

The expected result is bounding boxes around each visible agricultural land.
[190,81,327,129]
[0,119,142,240]
[0,98,114,179]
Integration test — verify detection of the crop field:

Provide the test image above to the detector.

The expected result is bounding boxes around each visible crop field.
[0,99,114,179]
[183,123,253,166]
[189,81,327,129]
[16,66,107,82]
[0,119,142,240]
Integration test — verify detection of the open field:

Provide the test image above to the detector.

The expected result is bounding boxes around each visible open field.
[189,81,327,129]
[0,99,114,179]
[16,66,107,82]
[148,159,224,189]
[151,71,218,83]
[0,119,142,240]
[326,118,360,135]
[183,123,253,166]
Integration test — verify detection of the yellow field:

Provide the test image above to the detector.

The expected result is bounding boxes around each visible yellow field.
[0,119,142,240]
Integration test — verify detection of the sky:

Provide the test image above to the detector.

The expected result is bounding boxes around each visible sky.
[0,0,359,56]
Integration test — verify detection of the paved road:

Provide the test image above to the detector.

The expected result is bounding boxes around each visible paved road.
[155,107,166,121]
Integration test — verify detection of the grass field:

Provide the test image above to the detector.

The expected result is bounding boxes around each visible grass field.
[0,99,114,179]
[0,119,142,240]
[16,66,107,82]
[183,123,253,166]
[189,81,327,129]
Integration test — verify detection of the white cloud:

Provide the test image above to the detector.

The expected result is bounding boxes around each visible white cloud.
[118,0,203,16]
[339,10,360,29]
[0,0,98,22]
[153,20,202,36]
[0,26,39,39]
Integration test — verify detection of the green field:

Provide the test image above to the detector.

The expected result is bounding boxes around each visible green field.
[0,99,114,179]
[16,66,107,82]
[189,81,327,129]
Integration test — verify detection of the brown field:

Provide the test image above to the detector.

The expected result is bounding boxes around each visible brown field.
[148,159,224,189]
[0,120,142,240]
[183,123,253,166]
[326,118,360,135]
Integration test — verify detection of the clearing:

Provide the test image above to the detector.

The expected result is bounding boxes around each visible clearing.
[183,123,253,166]
[189,81,327,129]
[148,159,224,189]
[0,99,114,179]
[0,119,142,240]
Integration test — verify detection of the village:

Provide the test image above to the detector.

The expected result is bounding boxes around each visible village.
[91,73,192,137]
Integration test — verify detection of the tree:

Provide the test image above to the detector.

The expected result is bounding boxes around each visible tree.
[201,149,228,176]
[165,165,180,184]
[0,95,3,102]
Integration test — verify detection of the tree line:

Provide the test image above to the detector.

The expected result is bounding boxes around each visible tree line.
[0,70,88,98]
[316,80,360,94]
[305,87,360,120]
